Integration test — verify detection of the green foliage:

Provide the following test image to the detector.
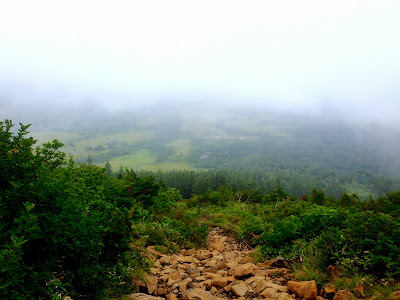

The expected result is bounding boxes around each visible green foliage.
[309,187,326,205]
[257,196,400,280]
[338,211,400,276]
[0,121,151,298]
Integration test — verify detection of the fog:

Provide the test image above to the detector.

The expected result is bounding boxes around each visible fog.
[1,0,400,126]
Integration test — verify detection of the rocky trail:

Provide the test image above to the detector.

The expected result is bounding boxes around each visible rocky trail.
[121,228,378,300]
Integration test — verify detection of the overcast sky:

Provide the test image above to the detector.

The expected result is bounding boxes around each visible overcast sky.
[1,0,399,120]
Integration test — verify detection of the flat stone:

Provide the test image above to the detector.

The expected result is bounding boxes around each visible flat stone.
[260,288,279,299]
[231,282,249,297]
[182,288,222,300]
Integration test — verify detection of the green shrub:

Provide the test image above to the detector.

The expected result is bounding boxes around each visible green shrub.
[0,121,149,298]
[338,211,400,276]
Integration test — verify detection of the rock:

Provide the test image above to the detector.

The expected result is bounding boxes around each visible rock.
[252,279,270,294]
[205,273,222,279]
[264,256,289,268]
[195,250,213,260]
[259,287,279,299]
[389,291,400,300]
[287,280,317,300]
[150,267,161,276]
[167,270,181,286]
[316,297,328,300]
[276,293,295,300]
[228,262,256,277]
[166,294,178,300]
[157,287,169,295]
[176,255,193,263]
[210,286,218,295]
[179,278,192,291]
[208,239,225,252]
[182,288,222,300]
[224,251,239,260]
[333,290,355,300]
[158,256,169,264]
[121,293,165,300]
[224,282,235,292]
[204,259,218,267]
[212,277,229,288]
[199,279,212,289]
[263,282,289,293]
[231,282,249,297]
[132,278,147,292]
[182,248,196,256]
[321,284,336,298]
[144,274,158,294]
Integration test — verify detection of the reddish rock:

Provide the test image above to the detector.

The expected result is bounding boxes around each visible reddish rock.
[287,280,317,300]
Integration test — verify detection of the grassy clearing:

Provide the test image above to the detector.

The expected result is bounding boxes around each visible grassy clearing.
[72,130,154,153]
[140,162,197,172]
[167,139,192,156]
[104,150,156,169]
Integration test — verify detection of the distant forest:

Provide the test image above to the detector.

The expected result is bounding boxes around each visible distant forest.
[11,102,400,199]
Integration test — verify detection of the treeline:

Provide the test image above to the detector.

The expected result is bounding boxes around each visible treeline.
[118,168,398,199]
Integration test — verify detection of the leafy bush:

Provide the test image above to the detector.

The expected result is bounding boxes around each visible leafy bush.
[258,197,400,279]
[338,211,400,276]
[0,121,150,298]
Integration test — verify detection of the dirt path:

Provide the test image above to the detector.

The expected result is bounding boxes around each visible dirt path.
[122,228,316,300]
